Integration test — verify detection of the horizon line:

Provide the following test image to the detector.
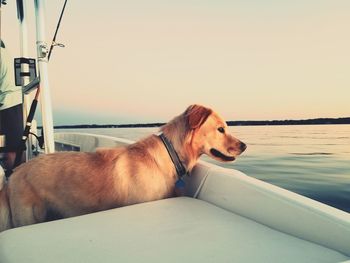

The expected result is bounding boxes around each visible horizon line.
[50,116,350,129]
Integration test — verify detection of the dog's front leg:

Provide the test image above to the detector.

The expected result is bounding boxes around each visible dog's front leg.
[9,187,47,228]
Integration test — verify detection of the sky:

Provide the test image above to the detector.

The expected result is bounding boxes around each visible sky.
[2,0,350,125]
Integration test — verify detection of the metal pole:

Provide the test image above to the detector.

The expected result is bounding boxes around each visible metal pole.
[16,0,33,160]
[34,0,55,153]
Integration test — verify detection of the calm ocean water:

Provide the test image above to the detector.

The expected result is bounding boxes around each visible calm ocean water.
[62,125,350,213]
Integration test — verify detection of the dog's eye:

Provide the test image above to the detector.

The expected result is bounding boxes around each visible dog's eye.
[218,127,225,133]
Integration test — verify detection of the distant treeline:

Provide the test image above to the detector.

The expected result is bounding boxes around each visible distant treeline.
[54,123,165,129]
[227,117,350,126]
[52,117,350,129]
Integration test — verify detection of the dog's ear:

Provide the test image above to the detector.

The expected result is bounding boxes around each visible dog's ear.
[185,104,212,129]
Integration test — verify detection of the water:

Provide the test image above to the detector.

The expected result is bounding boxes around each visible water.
[60,125,350,213]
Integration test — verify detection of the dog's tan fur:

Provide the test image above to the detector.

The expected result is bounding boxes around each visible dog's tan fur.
[0,105,245,231]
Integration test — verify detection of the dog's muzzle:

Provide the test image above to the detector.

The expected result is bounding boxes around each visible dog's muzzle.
[210,148,236,161]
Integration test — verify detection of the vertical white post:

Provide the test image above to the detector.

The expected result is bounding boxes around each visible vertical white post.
[16,0,32,160]
[34,0,55,153]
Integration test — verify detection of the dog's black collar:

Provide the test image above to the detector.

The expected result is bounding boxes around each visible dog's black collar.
[158,133,187,178]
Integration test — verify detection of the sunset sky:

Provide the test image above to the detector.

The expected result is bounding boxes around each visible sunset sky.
[2,0,350,125]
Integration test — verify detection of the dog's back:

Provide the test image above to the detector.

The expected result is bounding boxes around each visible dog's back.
[7,150,121,225]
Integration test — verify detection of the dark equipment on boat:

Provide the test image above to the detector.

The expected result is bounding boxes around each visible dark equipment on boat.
[12,88,41,171]
[14,57,37,86]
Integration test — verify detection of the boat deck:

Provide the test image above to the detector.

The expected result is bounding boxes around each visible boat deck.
[0,197,348,263]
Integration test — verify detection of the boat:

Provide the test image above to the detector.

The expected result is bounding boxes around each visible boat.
[0,132,349,263]
[0,1,349,262]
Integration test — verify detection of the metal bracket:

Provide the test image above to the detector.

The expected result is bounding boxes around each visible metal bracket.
[37,41,48,60]
[14,57,37,86]
[52,41,65,48]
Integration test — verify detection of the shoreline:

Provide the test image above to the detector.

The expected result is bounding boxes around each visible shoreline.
[52,117,350,129]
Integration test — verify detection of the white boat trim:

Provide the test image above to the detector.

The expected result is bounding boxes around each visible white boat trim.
[191,161,350,256]
[54,132,134,152]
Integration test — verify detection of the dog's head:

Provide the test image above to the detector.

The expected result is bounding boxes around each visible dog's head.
[185,104,246,162]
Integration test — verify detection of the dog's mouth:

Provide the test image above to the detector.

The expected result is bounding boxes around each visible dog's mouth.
[210,148,235,162]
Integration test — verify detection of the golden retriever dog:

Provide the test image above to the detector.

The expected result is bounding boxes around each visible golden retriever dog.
[0,104,246,231]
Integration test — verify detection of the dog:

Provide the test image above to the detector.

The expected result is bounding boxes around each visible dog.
[0,104,246,231]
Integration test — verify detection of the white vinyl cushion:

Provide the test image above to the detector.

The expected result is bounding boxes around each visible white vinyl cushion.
[0,197,348,263]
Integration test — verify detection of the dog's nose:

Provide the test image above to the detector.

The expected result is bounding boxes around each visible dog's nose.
[240,142,247,152]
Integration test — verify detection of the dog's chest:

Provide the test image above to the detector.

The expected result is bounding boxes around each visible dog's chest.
[125,170,177,204]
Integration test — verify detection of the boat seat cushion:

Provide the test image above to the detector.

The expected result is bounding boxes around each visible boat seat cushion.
[0,197,348,263]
